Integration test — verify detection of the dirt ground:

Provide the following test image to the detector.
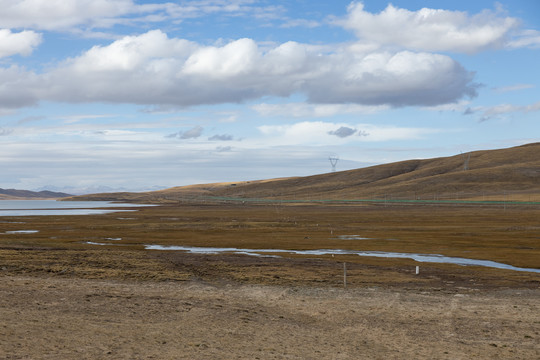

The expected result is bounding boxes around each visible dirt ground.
[1,202,539,359]
[1,274,538,360]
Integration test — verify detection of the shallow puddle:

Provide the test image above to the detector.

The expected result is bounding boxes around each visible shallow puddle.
[3,230,39,234]
[335,235,372,240]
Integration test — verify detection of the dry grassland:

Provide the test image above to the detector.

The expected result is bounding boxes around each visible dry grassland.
[1,202,539,359]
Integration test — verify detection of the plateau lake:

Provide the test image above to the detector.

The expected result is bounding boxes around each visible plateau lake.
[0,200,150,216]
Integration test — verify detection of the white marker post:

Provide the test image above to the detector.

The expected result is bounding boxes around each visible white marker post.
[415,266,420,275]
[343,262,347,288]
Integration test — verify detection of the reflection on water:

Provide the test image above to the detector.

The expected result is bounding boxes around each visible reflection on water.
[142,245,540,274]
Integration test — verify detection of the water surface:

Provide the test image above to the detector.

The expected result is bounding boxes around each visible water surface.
[0,200,150,216]
[3,230,39,234]
[143,245,540,274]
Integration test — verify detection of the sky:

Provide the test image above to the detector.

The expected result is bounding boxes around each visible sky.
[1,0,539,194]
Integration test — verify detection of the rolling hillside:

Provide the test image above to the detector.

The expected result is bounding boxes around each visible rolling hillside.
[68,142,540,203]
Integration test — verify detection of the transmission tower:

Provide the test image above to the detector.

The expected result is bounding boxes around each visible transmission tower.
[463,153,470,171]
[329,155,339,172]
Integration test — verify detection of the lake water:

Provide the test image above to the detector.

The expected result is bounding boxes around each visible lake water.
[0,200,150,216]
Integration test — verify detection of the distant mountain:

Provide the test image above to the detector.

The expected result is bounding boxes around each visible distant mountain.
[67,142,540,203]
[0,188,72,200]
[34,184,165,195]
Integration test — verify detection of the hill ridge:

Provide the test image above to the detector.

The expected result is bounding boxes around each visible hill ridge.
[67,142,540,203]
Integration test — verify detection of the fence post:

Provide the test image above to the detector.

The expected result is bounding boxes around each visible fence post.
[344,263,348,288]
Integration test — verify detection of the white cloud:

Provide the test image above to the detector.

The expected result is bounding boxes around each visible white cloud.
[487,101,540,115]
[258,121,436,145]
[0,65,40,109]
[493,84,535,93]
[164,0,285,20]
[253,102,388,118]
[67,30,197,72]
[305,50,478,106]
[0,127,13,136]
[421,100,471,112]
[0,0,284,32]
[280,18,321,29]
[467,100,540,121]
[335,2,518,53]
[507,30,540,49]
[0,29,42,58]
[0,0,137,30]
[218,113,239,123]
[183,38,259,78]
[0,31,476,110]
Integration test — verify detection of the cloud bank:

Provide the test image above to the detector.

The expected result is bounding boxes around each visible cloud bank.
[0,30,478,110]
[4,2,538,112]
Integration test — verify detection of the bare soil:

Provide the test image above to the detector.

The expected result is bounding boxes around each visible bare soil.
[1,202,539,359]
[1,275,539,359]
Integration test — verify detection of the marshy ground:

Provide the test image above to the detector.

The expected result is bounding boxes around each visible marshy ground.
[1,202,539,359]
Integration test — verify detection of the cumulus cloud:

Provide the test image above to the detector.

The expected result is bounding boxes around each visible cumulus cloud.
[335,2,518,53]
[328,126,357,138]
[0,65,41,109]
[0,29,42,57]
[304,50,478,106]
[0,30,477,110]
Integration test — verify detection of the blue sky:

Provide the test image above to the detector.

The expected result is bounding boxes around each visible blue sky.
[0,0,539,194]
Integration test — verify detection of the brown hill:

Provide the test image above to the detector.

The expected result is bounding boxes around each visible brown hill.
[68,143,540,203]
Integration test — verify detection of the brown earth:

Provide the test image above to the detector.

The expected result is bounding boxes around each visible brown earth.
[1,275,539,360]
[1,202,539,359]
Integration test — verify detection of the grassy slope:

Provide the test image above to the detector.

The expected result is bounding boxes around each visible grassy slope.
[68,142,540,203]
